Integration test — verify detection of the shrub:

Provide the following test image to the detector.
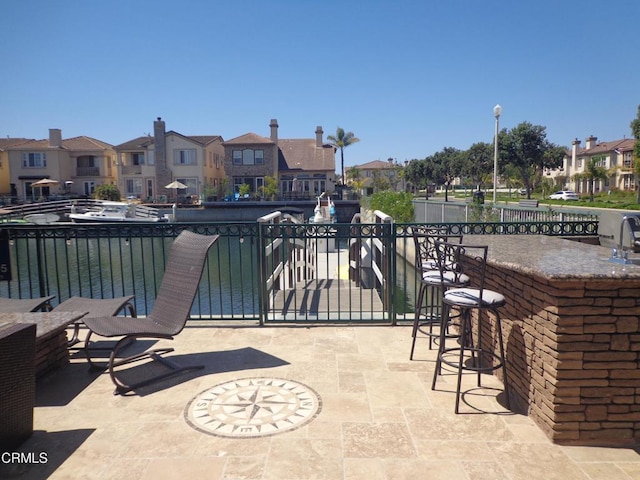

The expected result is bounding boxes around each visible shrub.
[365,191,414,222]
[93,184,121,201]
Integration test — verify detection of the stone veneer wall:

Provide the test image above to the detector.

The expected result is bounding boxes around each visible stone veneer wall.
[467,260,640,446]
[35,330,69,377]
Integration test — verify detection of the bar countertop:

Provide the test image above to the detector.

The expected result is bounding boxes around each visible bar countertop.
[464,235,640,280]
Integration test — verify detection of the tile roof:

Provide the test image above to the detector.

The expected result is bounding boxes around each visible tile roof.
[114,134,222,150]
[222,133,274,145]
[577,138,635,155]
[0,138,34,150]
[114,136,154,149]
[61,136,113,150]
[6,136,113,150]
[277,139,335,172]
[354,160,396,170]
[187,135,223,145]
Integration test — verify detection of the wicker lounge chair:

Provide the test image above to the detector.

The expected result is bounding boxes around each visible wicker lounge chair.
[81,230,219,395]
[53,295,136,347]
[0,295,54,313]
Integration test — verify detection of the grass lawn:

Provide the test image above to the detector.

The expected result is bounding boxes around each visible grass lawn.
[438,189,640,210]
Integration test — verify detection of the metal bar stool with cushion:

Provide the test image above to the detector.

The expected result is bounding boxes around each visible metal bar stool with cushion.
[409,227,466,360]
[430,240,510,413]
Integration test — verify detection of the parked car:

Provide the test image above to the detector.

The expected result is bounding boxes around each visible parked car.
[518,188,527,196]
[549,190,579,201]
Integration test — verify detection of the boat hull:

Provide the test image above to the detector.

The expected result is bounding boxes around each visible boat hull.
[68,214,167,223]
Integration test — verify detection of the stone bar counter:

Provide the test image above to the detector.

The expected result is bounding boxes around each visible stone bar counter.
[462,235,640,446]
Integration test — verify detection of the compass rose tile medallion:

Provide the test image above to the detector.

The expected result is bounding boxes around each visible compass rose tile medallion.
[184,377,322,438]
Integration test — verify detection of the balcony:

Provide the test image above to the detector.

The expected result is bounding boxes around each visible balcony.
[121,164,142,175]
[75,166,100,177]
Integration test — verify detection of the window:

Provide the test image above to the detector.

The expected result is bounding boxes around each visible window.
[148,150,155,165]
[126,178,143,195]
[77,155,97,168]
[624,175,635,190]
[176,178,197,196]
[577,158,583,169]
[232,149,264,166]
[174,149,196,165]
[624,153,633,169]
[83,181,96,196]
[313,180,326,195]
[22,152,46,168]
[132,152,145,165]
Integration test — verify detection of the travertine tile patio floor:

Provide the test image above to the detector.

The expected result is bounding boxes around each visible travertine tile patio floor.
[3,324,640,479]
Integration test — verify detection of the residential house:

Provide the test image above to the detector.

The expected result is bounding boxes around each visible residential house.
[348,159,407,196]
[0,138,33,201]
[114,118,225,202]
[6,129,115,201]
[222,119,336,199]
[549,135,636,193]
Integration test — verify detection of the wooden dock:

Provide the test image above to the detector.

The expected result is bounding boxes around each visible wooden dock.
[266,247,387,323]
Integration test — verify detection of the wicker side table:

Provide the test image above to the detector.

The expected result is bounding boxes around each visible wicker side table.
[0,322,36,451]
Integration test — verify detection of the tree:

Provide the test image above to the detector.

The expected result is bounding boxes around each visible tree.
[630,104,640,203]
[404,158,434,199]
[500,122,565,198]
[259,175,279,200]
[428,147,462,202]
[459,142,493,189]
[586,157,609,202]
[346,166,361,183]
[327,127,360,186]
[93,184,121,201]
[370,170,390,192]
[345,166,366,198]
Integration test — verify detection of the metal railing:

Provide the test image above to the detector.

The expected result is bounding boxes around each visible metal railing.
[0,217,599,324]
[413,198,599,224]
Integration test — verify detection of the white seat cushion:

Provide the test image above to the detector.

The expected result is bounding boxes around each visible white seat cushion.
[420,260,438,270]
[444,288,505,307]
[421,270,469,287]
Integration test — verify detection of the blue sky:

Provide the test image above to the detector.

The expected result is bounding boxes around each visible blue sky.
[2,0,638,169]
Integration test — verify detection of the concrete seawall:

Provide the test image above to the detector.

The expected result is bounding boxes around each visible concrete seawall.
[160,200,362,223]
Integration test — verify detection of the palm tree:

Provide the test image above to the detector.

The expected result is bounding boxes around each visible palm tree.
[327,127,360,186]
[573,157,608,202]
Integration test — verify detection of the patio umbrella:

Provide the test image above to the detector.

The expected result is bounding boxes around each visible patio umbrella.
[31,178,60,199]
[31,178,60,188]
[165,180,188,190]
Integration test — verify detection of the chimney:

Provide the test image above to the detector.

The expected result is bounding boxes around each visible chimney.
[585,135,597,150]
[270,119,278,143]
[154,117,172,192]
[315,126,323,147]
[49,128,62,148]
[570,138,581,174]
[154,117,166,169]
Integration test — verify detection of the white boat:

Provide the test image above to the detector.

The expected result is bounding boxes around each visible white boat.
[69,201,169,223]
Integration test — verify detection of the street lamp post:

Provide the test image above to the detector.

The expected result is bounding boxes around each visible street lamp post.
[492,104,502,203]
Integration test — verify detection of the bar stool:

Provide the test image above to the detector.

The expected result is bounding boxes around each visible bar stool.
[409,227,466,360]
[430,240,510,413]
